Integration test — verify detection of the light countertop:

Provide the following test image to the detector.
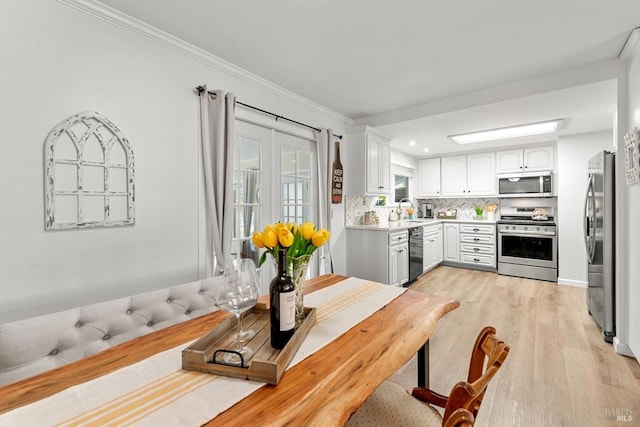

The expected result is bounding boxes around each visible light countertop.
[346,218,498,231]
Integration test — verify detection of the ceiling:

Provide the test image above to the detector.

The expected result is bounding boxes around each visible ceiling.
[99,0,639,157]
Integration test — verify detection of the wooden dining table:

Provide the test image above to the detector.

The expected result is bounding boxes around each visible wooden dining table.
[0,274,459,426]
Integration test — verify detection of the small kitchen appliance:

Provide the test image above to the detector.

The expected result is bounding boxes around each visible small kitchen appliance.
[421,203,434,218]
[497,171,553,197]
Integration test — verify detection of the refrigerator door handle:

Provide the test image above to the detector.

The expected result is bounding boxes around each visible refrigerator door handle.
[583,174,594,261]
[583,174,595,264]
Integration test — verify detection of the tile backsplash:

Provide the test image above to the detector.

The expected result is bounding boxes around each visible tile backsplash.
[345,195,500,225]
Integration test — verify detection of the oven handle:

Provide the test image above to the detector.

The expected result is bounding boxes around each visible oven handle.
[498,229,556,236]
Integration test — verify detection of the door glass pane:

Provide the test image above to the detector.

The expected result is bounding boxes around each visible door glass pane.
[297,151,312,178]
[299,178,311,204]
[282,148,296,176]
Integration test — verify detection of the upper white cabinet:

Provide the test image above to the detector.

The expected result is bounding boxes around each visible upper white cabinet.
[441,156,468,196]
[466,152,496,196]
[441,152,495,197]
[346,126,391,195]
[417,157,441,197]
[496,145,555,174]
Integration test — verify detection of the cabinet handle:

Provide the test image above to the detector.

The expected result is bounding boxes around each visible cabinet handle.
[473,228,480,231]
[473,238,480,242]
[473,247,480,251]
[473,258,480,262]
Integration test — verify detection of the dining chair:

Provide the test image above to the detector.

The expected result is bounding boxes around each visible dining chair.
[347,326,509,427]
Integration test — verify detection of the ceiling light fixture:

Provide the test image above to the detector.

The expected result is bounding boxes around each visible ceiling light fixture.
[423,148,430,153]
[448,119,563,144]
[409,140,416,146]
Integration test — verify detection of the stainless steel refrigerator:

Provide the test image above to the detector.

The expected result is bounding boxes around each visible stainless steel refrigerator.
[584,151,615,342]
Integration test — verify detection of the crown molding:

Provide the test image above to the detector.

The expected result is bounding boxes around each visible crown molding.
[56,0,353,127]
[619,27,640,61]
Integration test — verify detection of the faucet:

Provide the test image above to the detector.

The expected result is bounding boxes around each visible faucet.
[398,198,414,220]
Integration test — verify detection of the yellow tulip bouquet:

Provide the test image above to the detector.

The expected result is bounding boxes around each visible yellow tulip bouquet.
[252,221,330,327]
[252,221,330,269]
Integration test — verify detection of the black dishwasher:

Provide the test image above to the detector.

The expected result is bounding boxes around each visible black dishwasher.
[408,226,423,284]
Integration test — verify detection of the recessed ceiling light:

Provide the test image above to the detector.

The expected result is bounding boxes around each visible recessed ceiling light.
[409,140,416,146]
[423,148,429,153]
[448,119,563,144]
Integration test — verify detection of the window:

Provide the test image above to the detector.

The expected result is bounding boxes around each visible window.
[281,147,313,223]
[394,174,409,202]
[232,135,262,259]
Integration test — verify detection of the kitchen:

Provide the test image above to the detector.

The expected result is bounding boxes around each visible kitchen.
[2,1,640,426]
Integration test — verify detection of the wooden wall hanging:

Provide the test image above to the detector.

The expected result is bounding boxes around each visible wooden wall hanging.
[331,141,343,204]
[44,111,135,230]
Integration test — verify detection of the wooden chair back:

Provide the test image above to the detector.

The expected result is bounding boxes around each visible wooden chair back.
[442,326,510,422]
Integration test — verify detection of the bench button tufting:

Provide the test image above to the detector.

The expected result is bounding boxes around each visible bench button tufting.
[75,322,82,328]
[103,334,111,340]
[147,321,154,327]
[166,298,172,303]
[49,349,59,356]
[126,309,133,315]
[198,290,203,295]
[185,309,191,315]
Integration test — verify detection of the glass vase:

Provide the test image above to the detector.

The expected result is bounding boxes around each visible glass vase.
[290,254,312,328]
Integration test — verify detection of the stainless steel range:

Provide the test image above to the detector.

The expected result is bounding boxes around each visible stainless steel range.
[497,206,557,282]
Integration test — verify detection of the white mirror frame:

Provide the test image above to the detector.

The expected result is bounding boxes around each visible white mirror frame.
[44,111,135,230]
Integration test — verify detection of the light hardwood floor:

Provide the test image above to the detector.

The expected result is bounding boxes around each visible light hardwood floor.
[388,266,640,427]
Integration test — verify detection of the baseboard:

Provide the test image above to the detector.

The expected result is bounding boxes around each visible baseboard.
[557,278,587,288]
[613,337,636,359]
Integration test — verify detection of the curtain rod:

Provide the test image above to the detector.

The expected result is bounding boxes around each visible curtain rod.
[196,86,342,140]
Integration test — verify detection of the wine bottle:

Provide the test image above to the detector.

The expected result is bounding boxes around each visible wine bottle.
[332,140,343,204]
[270,248,295,349]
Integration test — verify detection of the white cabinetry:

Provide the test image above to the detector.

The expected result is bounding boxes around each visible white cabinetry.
[441,156,468,196]
[496,145,555,173]
[441,153,495,197]
[417,158,441,197]
[388,234,409,287]
[423,223,442,273]
[346,126,391,195]
[459,223,496,268]
[466,153,495,196]
[442,223,460,262]
[346,228,407,286]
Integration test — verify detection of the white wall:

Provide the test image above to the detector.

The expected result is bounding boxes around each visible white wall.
[556,131,614,286]
[0,1,348,322]
[625,38,640,360]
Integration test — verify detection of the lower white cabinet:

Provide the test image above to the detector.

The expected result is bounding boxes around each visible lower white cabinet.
[346,229,408,286]
[458,223,496,268]
[423,223,442,273]
[442,223,460,262]
[389,241,409,287]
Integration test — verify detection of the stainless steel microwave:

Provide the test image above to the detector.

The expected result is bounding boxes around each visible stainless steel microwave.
[497,171,553,197]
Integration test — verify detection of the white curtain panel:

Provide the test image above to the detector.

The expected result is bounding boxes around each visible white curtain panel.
[199,86,236,276]
[315,128,333,274]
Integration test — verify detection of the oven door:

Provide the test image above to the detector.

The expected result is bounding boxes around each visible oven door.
[498,230,557,269]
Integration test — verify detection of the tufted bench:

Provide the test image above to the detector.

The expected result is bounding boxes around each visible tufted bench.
[0,276,223,386]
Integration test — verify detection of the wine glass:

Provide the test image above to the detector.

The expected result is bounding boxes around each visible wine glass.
[218,258,260,365]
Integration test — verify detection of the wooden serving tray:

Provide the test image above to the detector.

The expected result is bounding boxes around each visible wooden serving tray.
[182,303,316,385]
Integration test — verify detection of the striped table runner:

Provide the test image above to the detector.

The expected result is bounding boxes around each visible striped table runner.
[0,277,405,426]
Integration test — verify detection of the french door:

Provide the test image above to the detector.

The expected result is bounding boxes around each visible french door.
[230,120,317,294]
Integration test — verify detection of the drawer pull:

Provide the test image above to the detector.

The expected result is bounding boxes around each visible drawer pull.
[473,228,480,232]
[473,248,480,251]
[473,258,480,262]
[473,238,480,242]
